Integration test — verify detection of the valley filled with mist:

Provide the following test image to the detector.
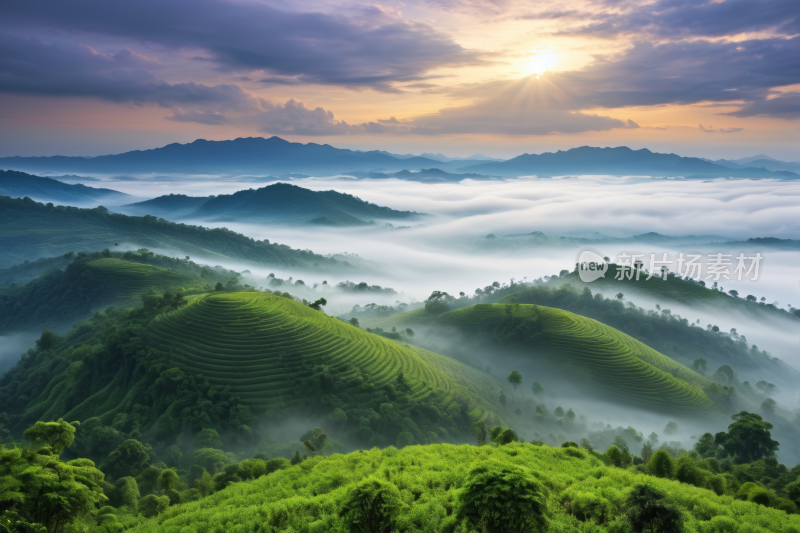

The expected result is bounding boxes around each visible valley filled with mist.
[2,137,800,532]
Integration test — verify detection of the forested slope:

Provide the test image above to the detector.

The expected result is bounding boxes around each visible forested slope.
[0,195,347,269]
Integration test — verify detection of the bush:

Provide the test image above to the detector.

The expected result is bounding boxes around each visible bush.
[626,484,684,533]
[676,455,705,487]
[606,445,624,467]
[647,451,675,479]
[340,478,403,533]
[456,460,549,533]
[138,494,169,518]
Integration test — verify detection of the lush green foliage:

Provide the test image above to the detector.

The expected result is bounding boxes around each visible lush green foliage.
[380,302,721,417]
[128,443,800,533]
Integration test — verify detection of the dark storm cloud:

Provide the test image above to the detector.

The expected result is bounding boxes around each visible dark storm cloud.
[542,38,800,119]
[0,0,483,91]
[528,0,799,39]
[0,34,256,107]
[727,94,800,120]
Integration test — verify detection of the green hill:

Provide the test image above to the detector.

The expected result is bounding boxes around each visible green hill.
[365,303,722,418]
[0,251,237,335]
[120,182,424,226]
[555,264,796,321]
[1,290,506,453]
[146,292,502,417]
[0,195,349,269]
[128,443,800,533]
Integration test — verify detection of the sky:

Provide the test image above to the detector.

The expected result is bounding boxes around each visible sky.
[1,0,799,159]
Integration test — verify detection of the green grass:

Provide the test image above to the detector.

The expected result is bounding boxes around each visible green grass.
[86,258,192,306]
[130,442,800,533]
[147,292,502,419]
[364,303,721,418]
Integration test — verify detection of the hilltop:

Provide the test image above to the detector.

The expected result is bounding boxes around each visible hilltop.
[462,146,799,179]
[0,136,447,175]
[364,302,724,418]
[118,182,424,225]
[0,250,240,335]
[0,195,350,269]
[0,169,133,205]
[116,443,800,532]
[0,289,506,452]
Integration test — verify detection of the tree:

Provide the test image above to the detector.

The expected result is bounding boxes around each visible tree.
[456,461,549,533]
[554,406,565,418]
[692,358,707,372]
[746,294,757,302]
[531,381,544,396]
[499,391,507,407]
[626,485,684,533]
[663,421,678,435]
[721,411,779,463]
[349,317,360,327]
[101,439,152,479]
[693,433,717,458]
[761,398,777,413]
[214,282,223,291]
[728,290,739,298]
[23,418,76,455]
[396,432,415,448]
[640,442,654,465]
[2,424,107,532]
[193,428,223,449]
[341,478,403,533]
[647,451,675,478]
[605,445,623,467]
[35,329,60,351]
[756,381,778,396]
[507,370,523,395]
[424,291,454,314]
[472,421,488,446]
[308,298,327,311]
[138,494,169,518]
[616,292,624,300]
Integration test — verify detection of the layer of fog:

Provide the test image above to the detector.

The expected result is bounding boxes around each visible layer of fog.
[0,332,40,375]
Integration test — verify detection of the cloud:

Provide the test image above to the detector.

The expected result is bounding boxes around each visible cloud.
[254,99,354,136]
[699,124,744,133]
[726,93,800,119]
[0,34,257,108]
[1,0,484,91]
[537,0,800,39]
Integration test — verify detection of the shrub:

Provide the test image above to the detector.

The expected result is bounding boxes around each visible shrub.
[606,445,624,467]
[626,484,684,533]
[138,494,169,518]
[647,451,675,479]
[456,461,549,533]
[676,455,706,487]
[340,478,403,533]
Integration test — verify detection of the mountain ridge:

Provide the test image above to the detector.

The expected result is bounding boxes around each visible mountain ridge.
[2,138,797,179]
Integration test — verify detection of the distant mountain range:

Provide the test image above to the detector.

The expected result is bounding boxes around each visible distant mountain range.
[117,182,424,226]
[1,137,797,179]
[0,136,449,175]
[0,170,134,206]
[461,146,800,178]
[703,155,800,174]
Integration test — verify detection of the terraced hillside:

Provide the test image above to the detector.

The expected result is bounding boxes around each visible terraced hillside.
[148,292,503,418]
[366,303,722,418]
[85,258,191,306]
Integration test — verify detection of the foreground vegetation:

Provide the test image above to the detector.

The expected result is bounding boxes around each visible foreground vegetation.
[4,412,800,533]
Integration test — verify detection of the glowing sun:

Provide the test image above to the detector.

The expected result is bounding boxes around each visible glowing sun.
[526,50,558,77]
